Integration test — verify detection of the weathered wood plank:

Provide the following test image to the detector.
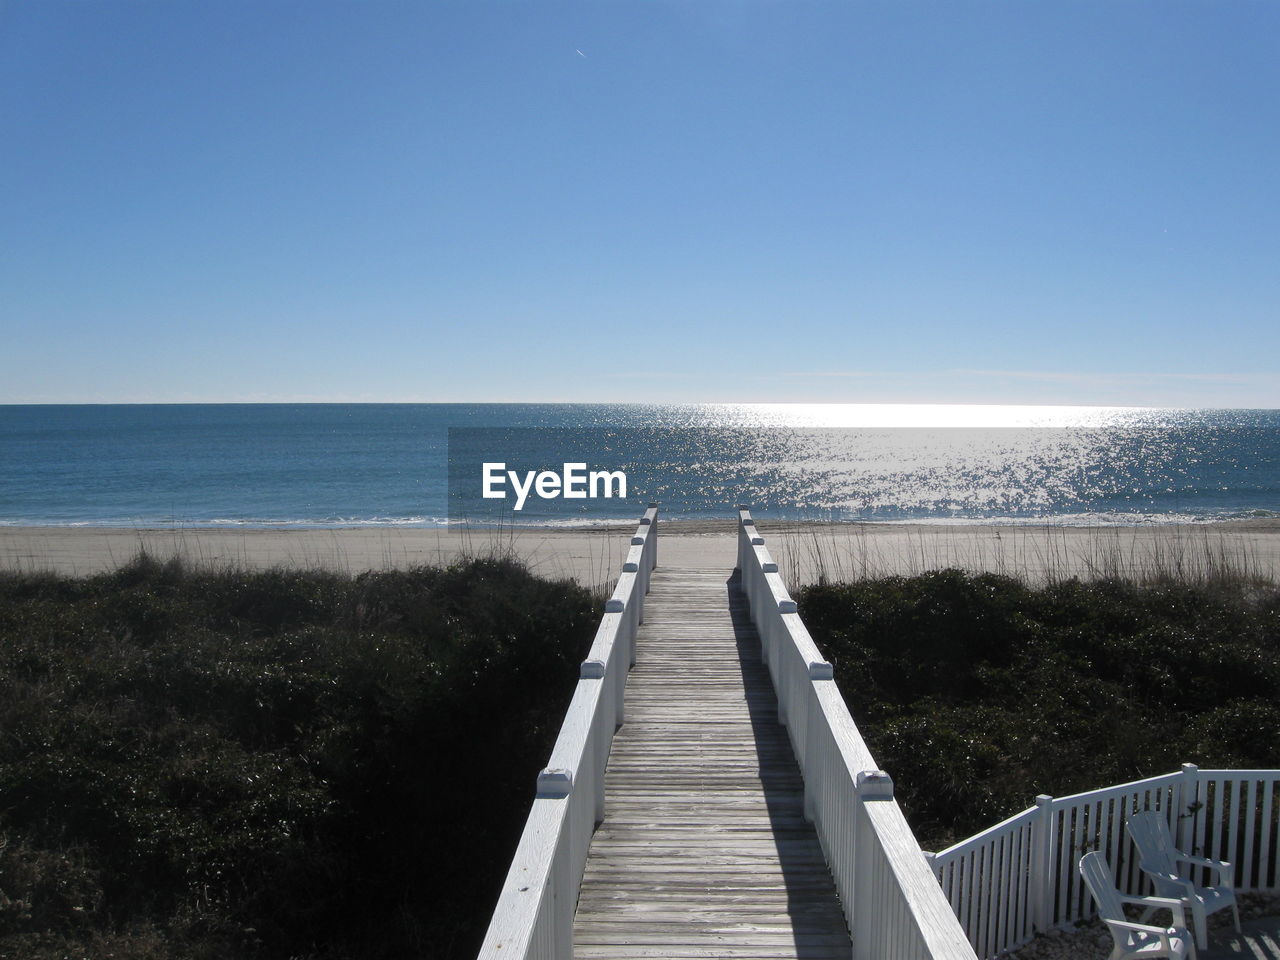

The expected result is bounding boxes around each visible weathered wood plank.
[572,564,850,960]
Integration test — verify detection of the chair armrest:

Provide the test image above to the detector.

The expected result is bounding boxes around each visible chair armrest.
[1103,918,1176,952]
[1119,894,1189,928]
[1138,865,1201,900]
[1174,853,1235,887]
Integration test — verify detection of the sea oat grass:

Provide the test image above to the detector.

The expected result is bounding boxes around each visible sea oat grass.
[775,524,1279,590]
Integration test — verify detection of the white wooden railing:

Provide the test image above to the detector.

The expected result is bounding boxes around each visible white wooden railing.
[477,505,658,960]
[929,765,1280,958]
[737,508,979,960]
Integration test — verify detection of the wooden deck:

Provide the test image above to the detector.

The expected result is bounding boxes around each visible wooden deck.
[573,562,852,959]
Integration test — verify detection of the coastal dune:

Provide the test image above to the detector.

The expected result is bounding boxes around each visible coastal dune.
[3,519,1279,587]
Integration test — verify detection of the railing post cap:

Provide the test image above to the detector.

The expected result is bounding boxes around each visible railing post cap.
[856,770,894,799]
[778,599,797,614]
[751,536,764,545]
[808,660,834,680]
[631,536,645,545]
[1035,794,1054,806]
[762,561,778,573]
[537,768,573,798]
[605,598,625,613]
[580,659,606,679]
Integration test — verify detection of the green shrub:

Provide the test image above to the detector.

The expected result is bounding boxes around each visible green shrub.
[0,556,599,959]
[797,571,1280,850]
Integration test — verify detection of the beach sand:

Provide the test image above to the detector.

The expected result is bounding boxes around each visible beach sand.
[3,519,1279,588]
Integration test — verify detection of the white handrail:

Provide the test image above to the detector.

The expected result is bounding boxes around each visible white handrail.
[477,505,658,960]
[931,764,1280,958]
[736,508,979,960]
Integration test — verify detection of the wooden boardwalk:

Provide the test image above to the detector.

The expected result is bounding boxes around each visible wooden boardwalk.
[573,562,852,959]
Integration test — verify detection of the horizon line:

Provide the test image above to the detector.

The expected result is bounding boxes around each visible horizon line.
[3,400,1274,410]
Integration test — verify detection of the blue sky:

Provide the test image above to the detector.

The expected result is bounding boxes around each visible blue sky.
[2,1,1277,406]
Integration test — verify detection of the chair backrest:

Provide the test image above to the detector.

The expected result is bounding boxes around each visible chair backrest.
[1128,811,1182,897]
[1080,851,1125,923]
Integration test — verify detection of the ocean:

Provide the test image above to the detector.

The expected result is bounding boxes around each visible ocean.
[1,404,1278,527]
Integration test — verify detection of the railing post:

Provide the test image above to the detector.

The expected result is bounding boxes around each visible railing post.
[1031,794,1055,932]
[534,768,574,955]
[581,660,613,820]
[630,559,644,630]
[1177,763,1199,852]
[649,502,658,570]
[555,852,571,958]
[736,505,751,573]
[615,651,626,729]
[629,602,638,668]
[802,660,833,823]
[850,771,895,958]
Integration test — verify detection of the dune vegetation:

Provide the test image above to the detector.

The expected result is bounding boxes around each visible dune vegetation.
[796,569,1280,850]
[0,555,598,960]
[5,550,1279,958]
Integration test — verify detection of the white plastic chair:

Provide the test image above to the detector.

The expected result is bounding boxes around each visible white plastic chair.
[1127,810,1241,951]
[1079,851,1196,960]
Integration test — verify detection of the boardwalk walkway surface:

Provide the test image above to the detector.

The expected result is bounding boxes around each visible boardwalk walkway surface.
[572,561,851,959]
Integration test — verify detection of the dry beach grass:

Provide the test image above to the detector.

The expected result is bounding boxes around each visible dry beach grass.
[2,518,1279,587]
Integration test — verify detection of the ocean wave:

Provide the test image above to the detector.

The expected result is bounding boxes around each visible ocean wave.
[3,508,1278,529]
[0,516,459,529]
[801,509,1280,527]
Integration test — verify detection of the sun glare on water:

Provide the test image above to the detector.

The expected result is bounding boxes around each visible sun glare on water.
[705,404,1148,429]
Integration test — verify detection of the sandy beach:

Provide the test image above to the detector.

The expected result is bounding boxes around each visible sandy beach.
[3,519,1279,587]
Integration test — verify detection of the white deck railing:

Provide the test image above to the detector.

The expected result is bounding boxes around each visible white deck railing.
[737,508,979,960]
[477,505,658,960]
[930,765,1280,957]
